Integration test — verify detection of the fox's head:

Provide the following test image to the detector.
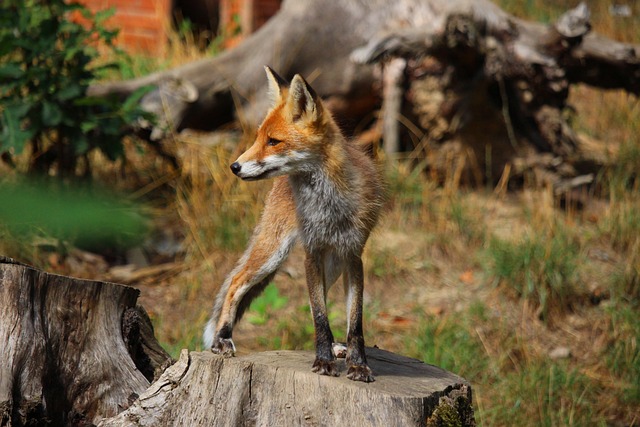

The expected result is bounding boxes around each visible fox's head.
[230,67,336,180]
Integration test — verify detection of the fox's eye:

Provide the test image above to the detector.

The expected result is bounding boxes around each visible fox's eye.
[267,137,282,146]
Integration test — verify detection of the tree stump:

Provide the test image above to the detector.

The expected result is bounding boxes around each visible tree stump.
[100,349,475,427]
[0,257,474,426]
[0,257,171,426]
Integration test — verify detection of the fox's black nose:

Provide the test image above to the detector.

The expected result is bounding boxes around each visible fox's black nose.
[230,162,241,175]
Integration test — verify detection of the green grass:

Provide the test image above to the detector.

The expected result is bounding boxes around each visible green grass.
[497,0,569,23]
[409,305,610,426]
[606,303,640,404]
[449,197,486,245]
[605,134,640,200]
[610,258,640,303]
[271,302,348,351]
[210,204,254,251]
[602,200,640,250]
[410,313,489,380]
[369,247,405,278]
[386,162,429,210]
[483,226,580,320]
[247,283,288,326]
[490,361,600,426]
[599,138,640,302]
[270,303,316,350]
[161,323,204,358]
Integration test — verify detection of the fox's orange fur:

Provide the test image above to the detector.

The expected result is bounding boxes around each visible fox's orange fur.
[204,67,384,382]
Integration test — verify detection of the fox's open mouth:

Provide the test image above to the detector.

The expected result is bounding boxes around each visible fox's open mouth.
[241,167,280,181]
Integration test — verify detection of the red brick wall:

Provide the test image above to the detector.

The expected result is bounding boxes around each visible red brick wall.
[219,0,281,48]
[76,0,171,55]
[252,0,281,29]
[76,0,281,54]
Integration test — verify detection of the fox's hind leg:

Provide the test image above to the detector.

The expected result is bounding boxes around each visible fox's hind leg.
[203,178,297,355]
[306,251,340,377]
[344,255,374,382]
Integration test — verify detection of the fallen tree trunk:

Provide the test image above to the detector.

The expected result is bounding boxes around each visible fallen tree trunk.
[88,0,381,137]
[89,0,639,191]
[354,2,639,189]
[1,258,475,426]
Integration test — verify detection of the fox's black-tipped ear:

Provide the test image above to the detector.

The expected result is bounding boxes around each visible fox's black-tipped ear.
[264,66,288,104]
[289,74,322,122]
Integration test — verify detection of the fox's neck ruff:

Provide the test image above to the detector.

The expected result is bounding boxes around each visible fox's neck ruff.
[288,140,367,257]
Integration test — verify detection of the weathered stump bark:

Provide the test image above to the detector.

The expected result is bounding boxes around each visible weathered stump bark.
[0,257,172,426]
[100,349,474,427]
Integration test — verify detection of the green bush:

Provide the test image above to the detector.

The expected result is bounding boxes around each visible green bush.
[0,0,153,178]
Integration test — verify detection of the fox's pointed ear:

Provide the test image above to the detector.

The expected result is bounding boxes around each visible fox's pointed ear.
[264,66,288,104]
[289,74,322,122]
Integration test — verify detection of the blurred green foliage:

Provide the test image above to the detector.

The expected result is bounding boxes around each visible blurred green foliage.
[0,180,148,252]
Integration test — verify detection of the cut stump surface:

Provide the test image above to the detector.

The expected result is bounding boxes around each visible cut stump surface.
[101,348,475,426]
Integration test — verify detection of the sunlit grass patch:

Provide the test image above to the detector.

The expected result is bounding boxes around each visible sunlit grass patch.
[408,305,613,426]
[497,0,640,44]
[496,0,567,24]
[601,199,640,251]
[247,283,288,326]
[448,197,487,245]
[482,226,581,321]
[105,17,222,80]
[610,256,640,304]
[386,161,430,209]
[605,303,640,405]
[487,361,600,426]
[604,133,640,201]
[598,137,640,302]
[409,313,489,380]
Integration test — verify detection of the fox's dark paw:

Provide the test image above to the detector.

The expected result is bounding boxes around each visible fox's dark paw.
[347,364,374,382]
[210,337,236,357]
[312,358,339,377]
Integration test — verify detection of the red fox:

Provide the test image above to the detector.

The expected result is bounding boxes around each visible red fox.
[203,67,384,382]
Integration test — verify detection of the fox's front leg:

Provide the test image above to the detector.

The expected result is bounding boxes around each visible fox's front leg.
[344,255,374,382]
[205,228,297,355]
[203,178,297,355]
[305,252,339,377]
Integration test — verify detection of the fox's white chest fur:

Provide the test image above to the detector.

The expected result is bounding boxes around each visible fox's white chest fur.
[290,169,367,258]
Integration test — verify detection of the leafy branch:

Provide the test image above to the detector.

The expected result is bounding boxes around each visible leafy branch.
[0,0,154,179]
